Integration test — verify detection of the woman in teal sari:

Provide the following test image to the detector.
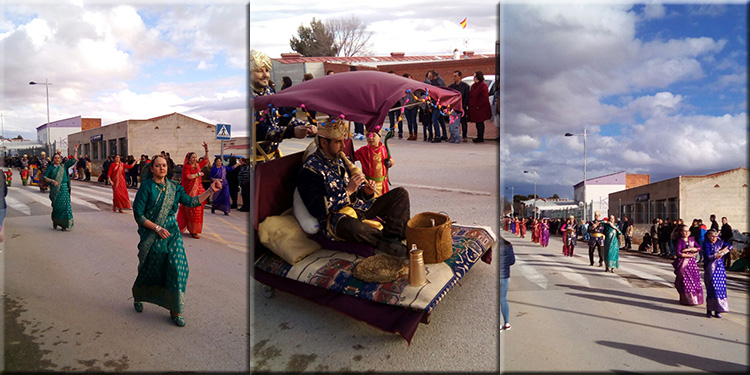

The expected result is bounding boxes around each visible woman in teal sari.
[42,145,79,231]
[132,155,221,327]
[603,214,622,273]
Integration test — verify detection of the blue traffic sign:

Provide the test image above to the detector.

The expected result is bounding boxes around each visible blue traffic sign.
[216,124,231,140]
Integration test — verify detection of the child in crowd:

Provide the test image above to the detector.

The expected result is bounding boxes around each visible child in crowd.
[353,129,393,196]
[448,115,462,143]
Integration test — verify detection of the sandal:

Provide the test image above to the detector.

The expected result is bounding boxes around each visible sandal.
[171,314,186,327]
[134,302,143,313]
[191,234,200,239]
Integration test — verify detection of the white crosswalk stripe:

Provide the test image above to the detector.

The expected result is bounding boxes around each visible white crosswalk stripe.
[5,196,31,215]
[7,182,127,214]
[515,257,548,289]
[619,262,674,288]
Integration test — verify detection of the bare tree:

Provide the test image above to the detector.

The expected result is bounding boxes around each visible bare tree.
[289,17,338,57]
[326,16,373,57]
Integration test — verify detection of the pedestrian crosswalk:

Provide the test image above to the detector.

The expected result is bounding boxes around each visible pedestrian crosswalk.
[505,232,745,292]
[5,181,135,216]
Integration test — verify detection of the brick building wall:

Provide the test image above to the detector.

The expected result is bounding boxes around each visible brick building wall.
[81,118,101,131]
[128,113,221,164]
[371,57,495,83]
[680,168,748,233]
[625,174,650,189]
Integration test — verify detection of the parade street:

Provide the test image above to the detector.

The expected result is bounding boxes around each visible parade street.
[251,136,501,372]
[2,173,248,372]
[501,232,748,373]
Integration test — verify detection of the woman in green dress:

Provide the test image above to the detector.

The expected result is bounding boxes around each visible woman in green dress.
[603,214,622,273]
[132,155,221,327]
[43,144,79,231]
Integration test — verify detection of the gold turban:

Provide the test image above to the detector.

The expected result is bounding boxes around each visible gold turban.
[250,49,272,72]
[318,118,349,140]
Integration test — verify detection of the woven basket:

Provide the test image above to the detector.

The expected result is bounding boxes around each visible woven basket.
[406,212,453,264]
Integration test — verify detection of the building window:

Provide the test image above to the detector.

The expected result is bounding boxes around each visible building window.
[109,139,118,156]
[653,199,667,221]
[667,198,679,220]
[635,202,648,224]
[83,143,90,158]
[92,142,99,160]
[119,137,127,157]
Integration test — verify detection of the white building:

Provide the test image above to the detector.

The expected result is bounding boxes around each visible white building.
[36,115,101,152]
[573,171,650,221]
[520,198,580,219]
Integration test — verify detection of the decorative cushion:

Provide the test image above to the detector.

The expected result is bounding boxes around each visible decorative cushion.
[258,213,321,265]
[293,188,319,235]
[352,254,408,283]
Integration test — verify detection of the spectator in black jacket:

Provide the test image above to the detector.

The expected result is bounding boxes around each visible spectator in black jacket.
[449,70,471,142]
[237,158,250,212]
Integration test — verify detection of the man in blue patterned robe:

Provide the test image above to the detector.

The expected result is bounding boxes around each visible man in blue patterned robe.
[297,118,410,257]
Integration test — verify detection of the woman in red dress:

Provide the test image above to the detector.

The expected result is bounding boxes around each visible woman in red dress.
[108,154,136,213]
[176,142,210,239]
[468,71,492,143]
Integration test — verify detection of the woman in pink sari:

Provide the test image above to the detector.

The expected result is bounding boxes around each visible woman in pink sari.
[531,218,540,243]
[540,218,550,247]
[176,142,210,239]
[108,154,136,213]
[673,224,703,306]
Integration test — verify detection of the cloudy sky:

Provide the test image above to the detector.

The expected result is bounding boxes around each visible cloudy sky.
[249,0,497,57]
[2,0,496,142]
[1,1,247,141]
[500,2,747,201]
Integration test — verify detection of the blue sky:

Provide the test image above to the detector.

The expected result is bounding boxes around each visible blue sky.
[500,2,747,202]
[1,2,247,141]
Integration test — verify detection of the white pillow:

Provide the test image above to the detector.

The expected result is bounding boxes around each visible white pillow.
[293,187,319,235]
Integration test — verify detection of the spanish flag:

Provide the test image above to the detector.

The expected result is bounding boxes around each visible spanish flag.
[460,18,467,29]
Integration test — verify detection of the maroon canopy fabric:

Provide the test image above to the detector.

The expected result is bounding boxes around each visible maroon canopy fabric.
[252,71,464,132]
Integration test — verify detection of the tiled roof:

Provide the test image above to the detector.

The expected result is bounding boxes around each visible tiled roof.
[682,167,748,179]
[273,54,496,65]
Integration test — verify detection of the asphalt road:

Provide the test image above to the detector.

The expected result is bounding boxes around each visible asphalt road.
[3,173,248,372]
[251,136,501,372]
[501,231,748,373]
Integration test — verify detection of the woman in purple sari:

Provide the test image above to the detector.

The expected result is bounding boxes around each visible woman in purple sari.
[540,218,550,247]
[673,225,703,306]
[209,157,234,215]
[702,229,731,318]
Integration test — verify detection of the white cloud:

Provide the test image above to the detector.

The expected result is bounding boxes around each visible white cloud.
[500,3,746,193]
[624,92,683,118]
[1,3,247,140]
[197,60,216,70]
[643,3,666,20]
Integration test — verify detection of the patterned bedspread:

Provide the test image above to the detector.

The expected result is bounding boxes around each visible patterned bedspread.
[254,224,496,313]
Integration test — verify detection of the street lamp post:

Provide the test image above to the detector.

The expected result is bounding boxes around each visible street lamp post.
[29,79,52,147]
[505,186,514,217]
[523,170,538,219]
[565,128,587,222]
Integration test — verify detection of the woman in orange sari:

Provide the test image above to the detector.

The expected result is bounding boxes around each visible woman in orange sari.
[176,142,209,239]
[108,154,136,213]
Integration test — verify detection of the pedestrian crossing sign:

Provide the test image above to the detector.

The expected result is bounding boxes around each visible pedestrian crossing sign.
[216,124,231,140]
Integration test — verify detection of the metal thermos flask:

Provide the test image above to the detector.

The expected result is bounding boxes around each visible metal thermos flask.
[409,244,427,287]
